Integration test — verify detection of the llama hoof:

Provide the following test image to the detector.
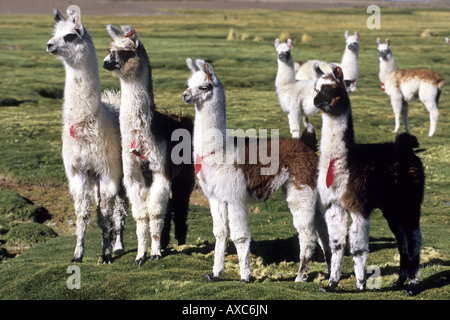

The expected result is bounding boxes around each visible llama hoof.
[204,273,220,281]
[71,257,83,263]
[294,273,308,283]
[150,254,161,261]
[102,255,112,264]
[134,257,146,267]
[320,281,338,293]
[406,283,420,296]
[240,276,255,283]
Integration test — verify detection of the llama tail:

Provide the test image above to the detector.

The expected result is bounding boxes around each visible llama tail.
[300,123,318,152]
[395,132,419,151]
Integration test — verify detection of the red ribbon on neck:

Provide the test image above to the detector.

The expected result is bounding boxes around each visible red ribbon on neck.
[326,158,338,189]
[381,82,385,91]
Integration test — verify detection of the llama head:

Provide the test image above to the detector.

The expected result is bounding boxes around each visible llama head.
[313,64,350,117]
[274,38,293,63]
[103,24,147,80]
[344,30,359,53]
[376,38,392,60]
[47,7,91,64]
[183,58,222,105]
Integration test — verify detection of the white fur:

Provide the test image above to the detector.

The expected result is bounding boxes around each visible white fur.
[296,31,360,93]
[274,39,319,138]
[377,38,443,137]
[183,58,330,282]
[47,8,127,263]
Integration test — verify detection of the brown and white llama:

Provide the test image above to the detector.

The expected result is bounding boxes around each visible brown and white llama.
[103,25,195,265]
[377,38,444,137]
[47,8,128,263]
[183,58,331,282]
[314,64,425,295]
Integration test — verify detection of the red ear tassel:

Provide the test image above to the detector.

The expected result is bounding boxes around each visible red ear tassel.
[206,64,210,82]
[336,66,343,78]
[387,40,391,46]
[357,33,360,40]
[124,29,135,38]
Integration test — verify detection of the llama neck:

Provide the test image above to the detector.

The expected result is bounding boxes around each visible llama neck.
[62,44,101,123]
[340,48,358,80]
[378,54,397,83]
[119,63,155,133]
[319,108,354,162]
[275,57,296,87]
[193,87,228,157]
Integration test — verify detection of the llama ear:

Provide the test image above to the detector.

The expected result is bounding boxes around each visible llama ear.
[376,37,380,45]
[287,38,293,49]
[186,58,199,73]
[53,8,66,22]
[330,64,344,82]
[386,38,391,46]
[67,5,84,38]
[313,62,324,77]
[121,25,139,48]
[355,31,360,40]
[106,24,123,41]
[196,59,214,81]
[274,38,280,49]
[344,30,349,39]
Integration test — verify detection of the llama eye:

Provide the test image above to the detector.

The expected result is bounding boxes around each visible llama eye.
[63,33,78,43]
[199,83,212,91]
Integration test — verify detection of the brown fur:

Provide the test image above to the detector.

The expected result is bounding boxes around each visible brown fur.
[234,133,318,201]
[395,68,444,87]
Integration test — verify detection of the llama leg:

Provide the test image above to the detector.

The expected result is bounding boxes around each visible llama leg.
[70,173,93,263]
[423,100,439,137]
[97,191,114,264]
[384,213,409,287]
[390,96,403,133]
[401,100,409,132]
[287,109,301,138]
[227,201,252,282]
[406,225,422,295]
[323,203,348,291]
[349,212,370,292]
[112,184,128,257]
[147,172,171,260]
[207,198,229,280]
[286,184,317,282]
[313,199,332,274]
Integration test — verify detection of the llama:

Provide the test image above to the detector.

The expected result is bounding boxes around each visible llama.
[313,64,425,295]
[377,38,444,137]
[183,58,331,282]
[275,38,321,138]
[103,25,195,265]
[46,8,128,263]
[295,31,360,93]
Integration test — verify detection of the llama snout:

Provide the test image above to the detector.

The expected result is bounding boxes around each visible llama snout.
[182,90,192,103]
[46,41,58,54]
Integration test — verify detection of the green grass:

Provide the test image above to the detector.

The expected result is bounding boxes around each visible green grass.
[0,8,449,300]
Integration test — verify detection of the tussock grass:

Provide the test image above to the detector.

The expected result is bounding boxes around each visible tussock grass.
[0,8,449,300]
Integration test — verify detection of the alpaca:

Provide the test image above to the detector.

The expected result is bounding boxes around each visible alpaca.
[313,64,425,295]
[295,31,360,93]
[183,58,331,282]
[377,38,444,137]
[46,8,128,263]
[103,25,195,265]
[274,38,321,138]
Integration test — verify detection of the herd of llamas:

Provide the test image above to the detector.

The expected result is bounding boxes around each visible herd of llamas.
[45,7,446,295]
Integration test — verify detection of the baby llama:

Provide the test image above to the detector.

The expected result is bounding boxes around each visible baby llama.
[275,38,321,138]
[377,38,444,137]
[295,31,360,93]
[46,8,128,263]
[314,64,425,295]
[103,25,195,265]
[183,58,331,282]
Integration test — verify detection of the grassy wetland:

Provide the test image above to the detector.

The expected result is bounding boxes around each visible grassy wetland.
[0,7,449,301]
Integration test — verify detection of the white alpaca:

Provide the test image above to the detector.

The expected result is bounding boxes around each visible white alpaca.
[377,38,444,137]
[103,25,195,265]
[274,38,320,138]
[295,31,360,93]
[183,58,330,282]
[46,8,128,263]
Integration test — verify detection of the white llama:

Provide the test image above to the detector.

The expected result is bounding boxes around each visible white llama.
[314,64,424,295]
[103,25,195,265]
[275,38,321,138]
[183,58,330,282]
[295,31,360,93]
[46,8,128,263]
[377,38,444,137]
